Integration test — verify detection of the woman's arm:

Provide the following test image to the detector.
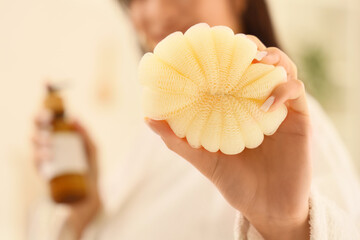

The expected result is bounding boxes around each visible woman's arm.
[32,117,102,240]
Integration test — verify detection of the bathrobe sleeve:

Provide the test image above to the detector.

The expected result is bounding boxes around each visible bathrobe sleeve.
[233,95,360,239]
[234,189,360,240]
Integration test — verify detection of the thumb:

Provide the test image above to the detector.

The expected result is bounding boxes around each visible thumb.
[145,118,219,180]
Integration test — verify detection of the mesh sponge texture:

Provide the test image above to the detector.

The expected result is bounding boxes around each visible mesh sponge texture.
[139,23,288,155]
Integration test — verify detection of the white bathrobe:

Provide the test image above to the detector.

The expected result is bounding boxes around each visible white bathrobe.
[28,95,360,240]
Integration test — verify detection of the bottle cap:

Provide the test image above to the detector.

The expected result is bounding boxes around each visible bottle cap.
[44,83,65,114]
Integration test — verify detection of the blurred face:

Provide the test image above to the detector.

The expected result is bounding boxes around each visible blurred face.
[128,0,245,51]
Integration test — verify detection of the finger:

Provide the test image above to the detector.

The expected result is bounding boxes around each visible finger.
[32,129,52,147]
[246,35,267,51]
[33,153,42,170]
[34,109,53,129]
[33,145,52,170]
[261,79,308,115]
[258,47,298,80]
[32,129,52,171]
[145,118,219,180]
[72,120,98,179]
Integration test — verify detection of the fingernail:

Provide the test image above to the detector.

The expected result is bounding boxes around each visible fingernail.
[145,117,156,127]
[260,96,275,112]
[255,51,268,61]
[144,117,151,123]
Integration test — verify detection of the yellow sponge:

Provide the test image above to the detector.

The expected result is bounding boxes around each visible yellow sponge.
[139,23,288,155]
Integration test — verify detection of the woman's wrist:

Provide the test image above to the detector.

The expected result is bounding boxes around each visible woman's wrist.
[65,198,102,240]
[256,215,310,240]
[64,217,86,240]
[248,202,310,240]
[57,217,84,240]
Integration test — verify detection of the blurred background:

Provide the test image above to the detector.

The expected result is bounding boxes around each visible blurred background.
[0,0,359,239]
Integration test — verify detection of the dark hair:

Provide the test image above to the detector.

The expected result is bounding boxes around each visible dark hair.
[118,0,280,48]
[242,0,280,48]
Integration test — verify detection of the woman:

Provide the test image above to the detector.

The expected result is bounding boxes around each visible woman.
[32,0,360,239]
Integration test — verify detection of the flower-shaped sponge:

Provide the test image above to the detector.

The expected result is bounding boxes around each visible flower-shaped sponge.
[139,23,288,155]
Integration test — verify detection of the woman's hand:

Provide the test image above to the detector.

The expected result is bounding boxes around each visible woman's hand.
[32,115,102,240]
[145,36,312,240]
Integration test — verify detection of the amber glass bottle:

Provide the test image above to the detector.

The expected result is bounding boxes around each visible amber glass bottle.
[42,85,88,204]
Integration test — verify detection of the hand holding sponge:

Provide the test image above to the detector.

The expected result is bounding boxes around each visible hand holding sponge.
[139,23,288,155]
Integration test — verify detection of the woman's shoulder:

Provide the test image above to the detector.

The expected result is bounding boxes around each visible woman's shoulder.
[306,93,347,150]
[306,93,330,125]
[305,93,352,168]
[305,94,360,213]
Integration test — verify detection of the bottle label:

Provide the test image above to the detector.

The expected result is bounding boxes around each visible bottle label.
[41,132,88,180]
